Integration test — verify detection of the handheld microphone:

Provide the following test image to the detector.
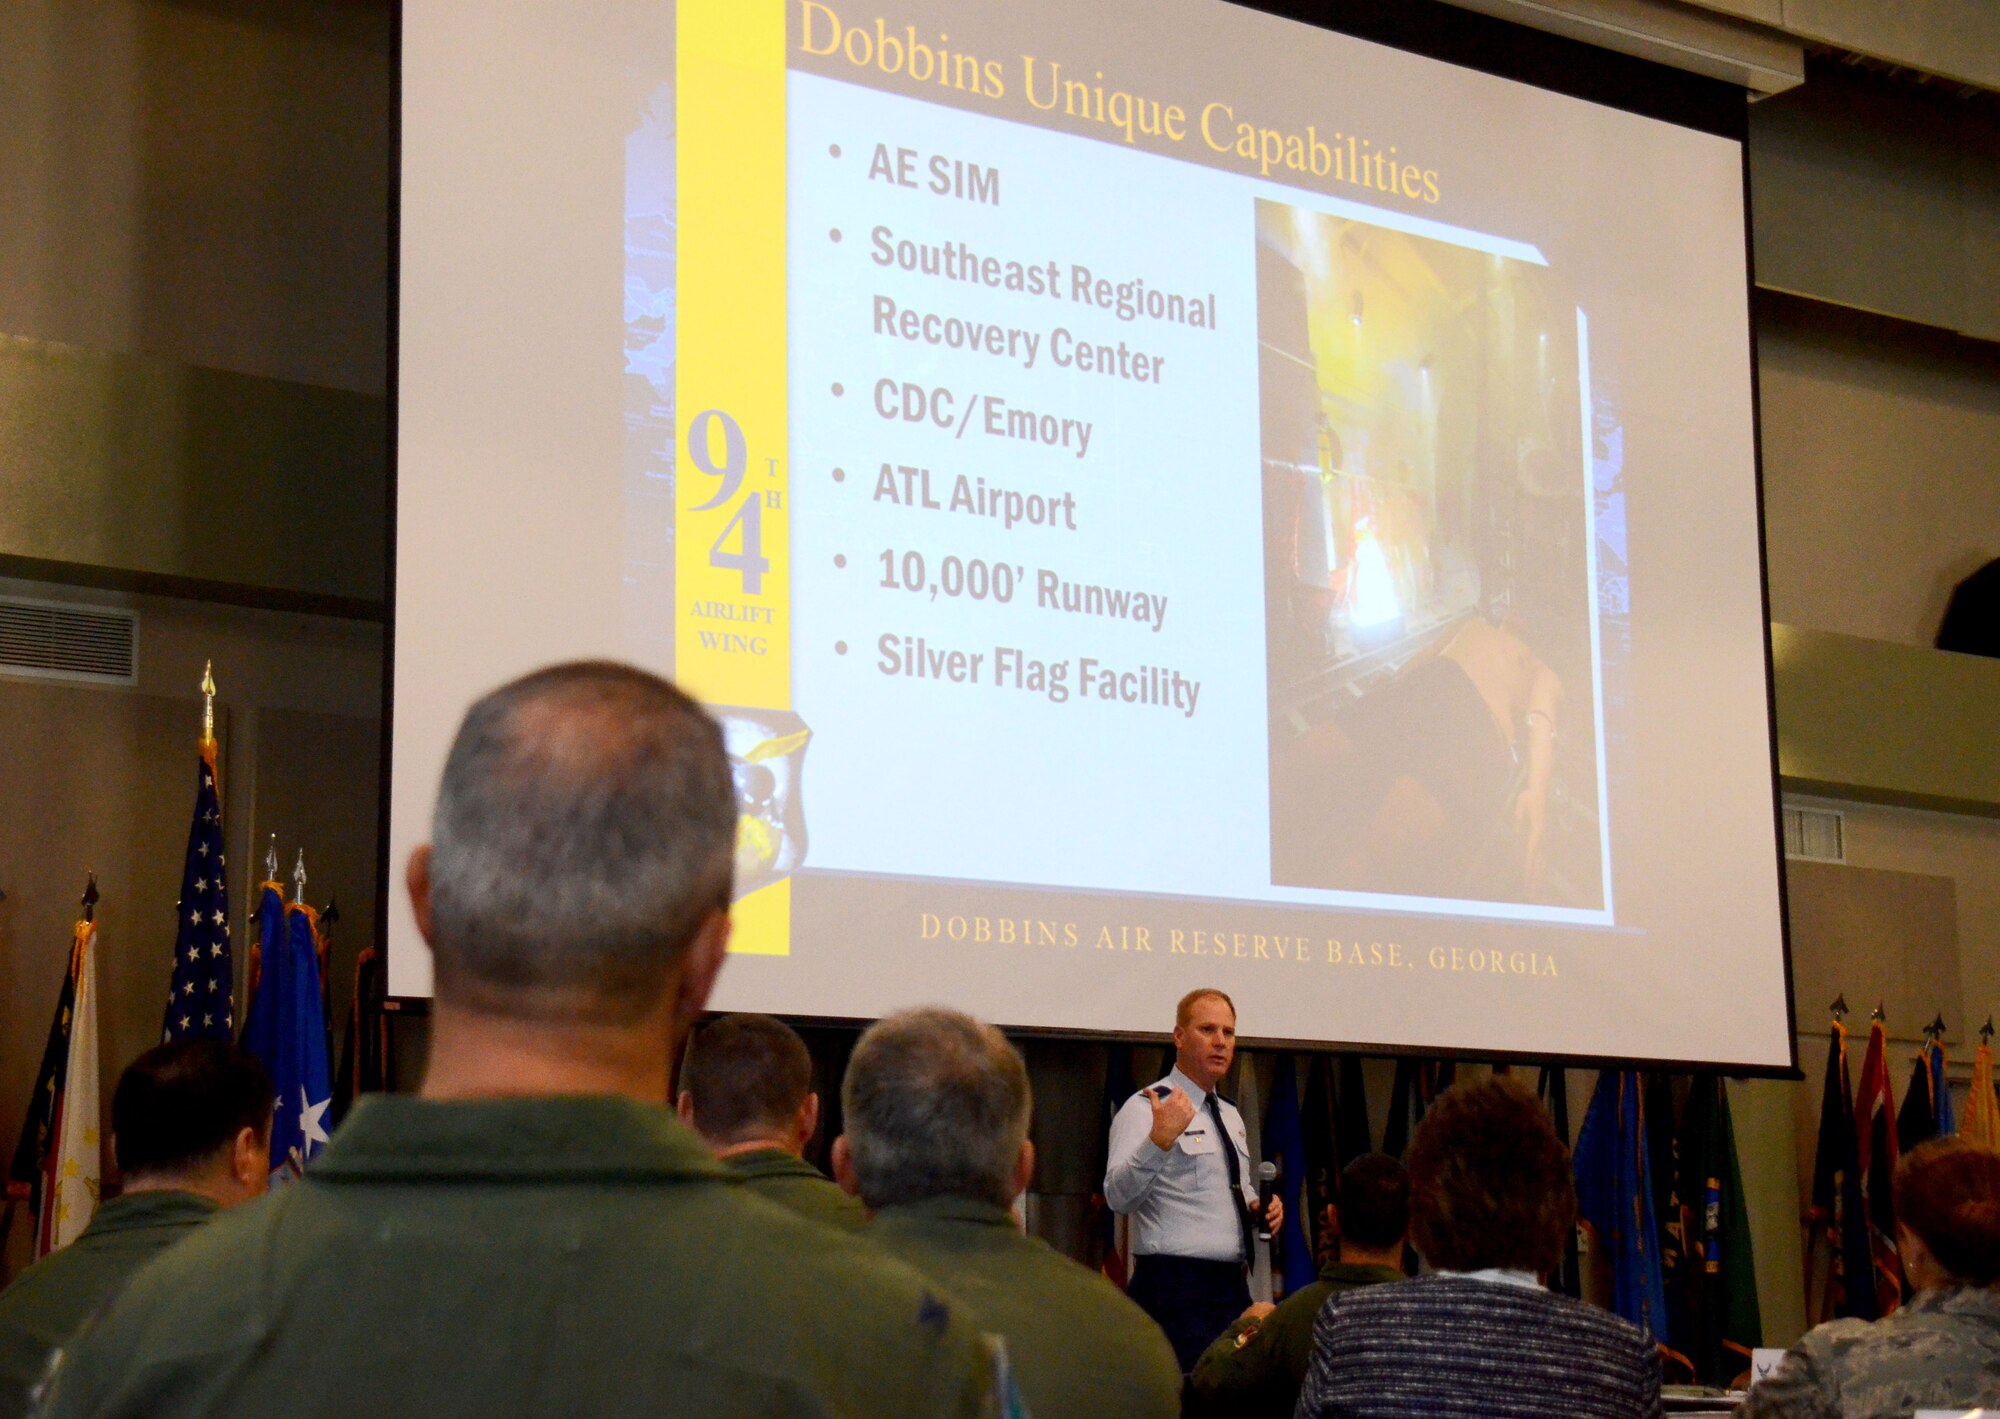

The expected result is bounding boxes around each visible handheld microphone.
[1256,1161,1277,1242]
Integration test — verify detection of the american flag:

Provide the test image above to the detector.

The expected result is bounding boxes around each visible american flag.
[163,740,234,1041]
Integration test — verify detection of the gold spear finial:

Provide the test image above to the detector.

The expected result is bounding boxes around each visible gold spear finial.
[201,660,217,744]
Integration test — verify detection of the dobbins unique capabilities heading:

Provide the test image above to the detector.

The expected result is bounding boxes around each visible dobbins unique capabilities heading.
[799,4,1444,202]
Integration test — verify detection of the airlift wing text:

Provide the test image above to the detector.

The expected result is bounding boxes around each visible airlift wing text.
[690,599,779,657]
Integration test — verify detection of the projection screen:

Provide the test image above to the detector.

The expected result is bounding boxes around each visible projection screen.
[390,0,1793,1068]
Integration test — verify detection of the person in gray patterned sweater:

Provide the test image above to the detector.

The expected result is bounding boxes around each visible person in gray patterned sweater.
[1742,1136,2000,1419]
[1294,1075,1662,1419]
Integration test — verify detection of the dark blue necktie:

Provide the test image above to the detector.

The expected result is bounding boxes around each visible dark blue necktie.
[1207,1092,1254,1264]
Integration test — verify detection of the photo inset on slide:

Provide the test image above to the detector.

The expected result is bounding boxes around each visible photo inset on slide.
[722,708,813,901]
[1259,200,1606,912]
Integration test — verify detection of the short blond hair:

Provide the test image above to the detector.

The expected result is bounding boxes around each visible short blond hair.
[1175,988,1236,1029]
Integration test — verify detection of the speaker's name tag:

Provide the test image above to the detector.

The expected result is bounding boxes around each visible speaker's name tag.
[1179,1127,1218,1155]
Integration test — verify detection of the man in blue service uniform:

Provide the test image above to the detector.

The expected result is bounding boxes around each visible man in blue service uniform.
[0,1041,270,1413]
[1105,987,1283,1371]
[677,1012,865,1232]
[36,661,1014,1419]
[835,1007,1182,1419]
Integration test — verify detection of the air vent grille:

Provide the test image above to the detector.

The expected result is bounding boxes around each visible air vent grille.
[1783,804,1845,863]
[0,597,138,685]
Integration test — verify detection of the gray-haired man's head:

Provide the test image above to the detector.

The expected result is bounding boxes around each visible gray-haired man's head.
[837,1008,1032,1211]
[420,660,735,1023]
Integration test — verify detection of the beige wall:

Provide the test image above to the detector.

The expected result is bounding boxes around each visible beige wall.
[0,334,388,607]
[1731,1076,1808,1346]
[0,0,391,396]
[1758,299,2000,648]
[0,1,393,602]
[1750,64,2000,341]
[1792,797,2000,1027]
[0,3,386,1286]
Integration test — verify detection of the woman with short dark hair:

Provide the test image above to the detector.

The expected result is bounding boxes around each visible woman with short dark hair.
[1405,1070,1575,1277]
[1294,1076,1662,1419]
[1743,1137,2000,1419]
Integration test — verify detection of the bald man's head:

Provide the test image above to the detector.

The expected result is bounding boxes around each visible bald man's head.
[424,661,735,1023]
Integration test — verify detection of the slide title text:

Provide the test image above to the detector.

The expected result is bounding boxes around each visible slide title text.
[798,2,1443,202]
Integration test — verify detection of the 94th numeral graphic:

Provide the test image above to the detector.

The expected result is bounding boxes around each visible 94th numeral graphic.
[688,409,780,595]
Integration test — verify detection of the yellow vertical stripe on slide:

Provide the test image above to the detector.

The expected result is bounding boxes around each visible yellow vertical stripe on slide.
[678,0,791,955]
[728,877,792,956]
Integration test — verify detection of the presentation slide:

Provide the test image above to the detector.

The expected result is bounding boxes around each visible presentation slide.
[392,0,1793,1067]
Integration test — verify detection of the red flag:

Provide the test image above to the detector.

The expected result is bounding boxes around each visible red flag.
[1852,1021,1903,1314]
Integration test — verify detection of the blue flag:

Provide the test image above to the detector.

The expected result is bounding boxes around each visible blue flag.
[163,741,233,1041]
[240,885,333,1183]
[1574,1070,1669,1338]
[1931,1040,1955,1137]
[1262,1054,1317,1295]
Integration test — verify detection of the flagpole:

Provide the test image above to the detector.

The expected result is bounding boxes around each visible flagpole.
[42,881,102,1254]
[165,697,237,1042]
[199,663,220,802]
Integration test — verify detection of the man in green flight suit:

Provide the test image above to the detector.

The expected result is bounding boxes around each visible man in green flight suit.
[0,1040,270,1413]
[678,1012,864,1232]
[36,661,1013,1419]
[1187,1152,1410,1418]
[834,1006,1183,1419]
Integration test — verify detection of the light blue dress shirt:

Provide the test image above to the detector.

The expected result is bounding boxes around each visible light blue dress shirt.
[1104,1065,1256,1263]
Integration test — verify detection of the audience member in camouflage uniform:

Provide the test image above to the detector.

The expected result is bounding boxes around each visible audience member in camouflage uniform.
[677,1012,865,1232]
[0,1042,269,1415]
[1187,1152,1408,1419]
[836,1007,1183,1419]
[1743,1136,2000,1419]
